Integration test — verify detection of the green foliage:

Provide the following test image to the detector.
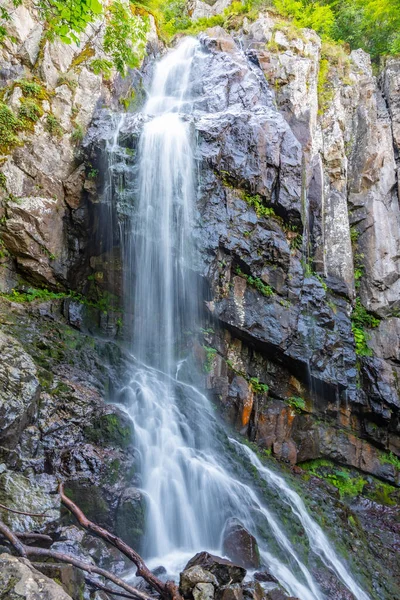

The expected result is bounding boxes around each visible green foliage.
[158,0,191,36]
[275,0,335,37]
[235,266,274,297]
[45,114,63,137]
[317,58,332,114]
[37,0,103,45]
[272,0,400,60]
[71,123,84,143]
[89,58,114,79]
[103,1,149,76]
[18,98,43,129]
[249,377,269,394]
[0,172,6,190]
[0,103,22,154]
[301,458,367,498]
[226,359,269,395]
[242,192,277,219]
[379,451,400,471]
[351,297,380,356]
[203,345,217,373]
[1,287,67,303]
[57,74,78,90]
[287,396,306,412]
[350,226,359,245]
[16,79,48,100]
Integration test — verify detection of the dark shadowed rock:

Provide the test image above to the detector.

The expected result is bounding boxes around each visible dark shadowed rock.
[222,518,260,569]
[185,552,246,586]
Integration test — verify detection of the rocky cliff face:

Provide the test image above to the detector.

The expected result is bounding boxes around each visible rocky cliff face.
[1,1,400,599]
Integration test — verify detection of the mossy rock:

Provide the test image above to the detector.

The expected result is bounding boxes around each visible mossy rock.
[115,487,146,551]
[84,408,133,449]
[63,481,111,529]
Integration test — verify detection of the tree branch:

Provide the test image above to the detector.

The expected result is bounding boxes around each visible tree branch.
[59,483,182,600]
[0,519,152,600]
[0,502,56,518]
[85,575,141,599]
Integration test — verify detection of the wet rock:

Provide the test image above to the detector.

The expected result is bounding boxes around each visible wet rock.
[31,563,85,599]
[0,553,73,599]
[222,518,260,569]
[217,584,243,600]
[0,470,60,532]
[193,582,216,600]
[253,571,279,584]
[180,566,219,597]
[84,406,134,450]
[115,487,146,550]
[185,552,246,586]
[152,565,167,576]
[0,332,40,447]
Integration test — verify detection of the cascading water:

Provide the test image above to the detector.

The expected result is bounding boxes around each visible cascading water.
[115,38,370,600]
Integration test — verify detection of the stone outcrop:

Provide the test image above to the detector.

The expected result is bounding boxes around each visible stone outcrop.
[0,553,73,600]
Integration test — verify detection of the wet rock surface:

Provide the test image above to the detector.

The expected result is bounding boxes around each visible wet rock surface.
[0,553,73,599]
[222,518,260,569]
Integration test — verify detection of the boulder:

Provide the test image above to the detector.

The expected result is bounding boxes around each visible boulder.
[180,565,219,597]
[222,518,260,569]
[217,584,244,600]
[193,583,216,600]
[0,553,73,599]
[185,552,246,586]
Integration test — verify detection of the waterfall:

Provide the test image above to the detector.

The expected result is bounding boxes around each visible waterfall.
[115,38,370,600]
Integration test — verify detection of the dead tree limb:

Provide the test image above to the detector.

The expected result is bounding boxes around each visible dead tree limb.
[59,483,183,600]
[85,576,142,599]
[0,502,56,518]
[0,519,152,600]
[1,532,52,543]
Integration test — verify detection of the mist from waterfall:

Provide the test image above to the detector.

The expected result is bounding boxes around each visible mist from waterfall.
[114,37,370,600]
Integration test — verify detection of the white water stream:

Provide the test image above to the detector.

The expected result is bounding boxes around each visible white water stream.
[116,38,370,600]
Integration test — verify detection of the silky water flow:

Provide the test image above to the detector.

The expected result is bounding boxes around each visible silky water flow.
[111,38,370,600]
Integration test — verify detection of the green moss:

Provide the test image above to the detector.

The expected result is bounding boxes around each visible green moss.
[287,396,306,412]
[15,78,48,100]
[45,113,63,137]
[379,451,400,471]
[317,58,333,114]
[71,123,84,143]
[351,297,380,357]
[226,359,269,396]
[84,413,133,449]
[57,74,78,91]
[241,191,278,219]
[301,459,367,498]
[18,98,43,131]
[71,44,95,68]
[63,482,110,527]
[0,102,22,154]
[249,377,269,394]
[203,345,217,373]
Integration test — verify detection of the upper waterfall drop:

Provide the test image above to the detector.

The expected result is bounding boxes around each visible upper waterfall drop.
[115,37,371,600]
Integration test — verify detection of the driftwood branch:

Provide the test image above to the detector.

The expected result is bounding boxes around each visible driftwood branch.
[0,519,152,600]
[85,575,141,599]
[59,483,182,600]
[0,502,56,518]
[1,532,52,543]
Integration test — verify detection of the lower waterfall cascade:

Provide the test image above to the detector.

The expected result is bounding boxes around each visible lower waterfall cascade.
[109,37,372,600]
